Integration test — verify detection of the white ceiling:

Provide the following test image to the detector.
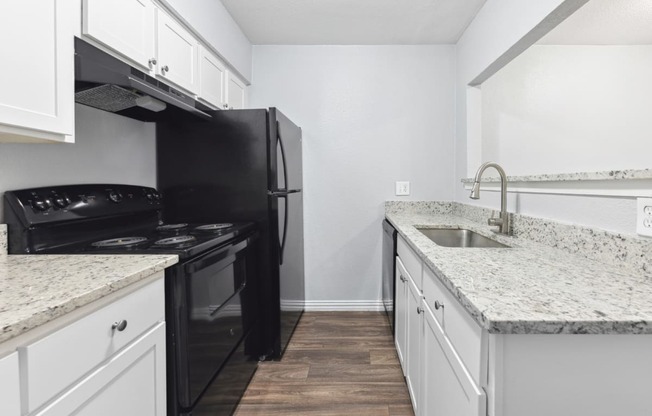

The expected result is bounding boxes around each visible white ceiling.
[538,0,652,45]
[220,0,487,45]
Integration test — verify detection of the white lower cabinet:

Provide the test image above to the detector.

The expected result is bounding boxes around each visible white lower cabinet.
[0,352,20,416]
[423,303,486,416]
[405,273,422,414]
[396,235,486,416]
[33,323,166,416]
[6,275,166,416]
[395,258,409,374]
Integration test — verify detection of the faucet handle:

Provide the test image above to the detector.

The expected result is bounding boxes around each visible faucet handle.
[488,217,503,227]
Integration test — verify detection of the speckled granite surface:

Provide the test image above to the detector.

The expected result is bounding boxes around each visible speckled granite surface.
[0,225,6,256]
[386,202,652,335]
[460,168,652,183]
[0,254,178,343]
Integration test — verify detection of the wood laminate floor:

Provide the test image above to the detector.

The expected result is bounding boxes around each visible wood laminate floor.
[234,312,414,416]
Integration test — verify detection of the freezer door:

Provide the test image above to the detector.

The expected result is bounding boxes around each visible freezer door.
[269,108,302,193]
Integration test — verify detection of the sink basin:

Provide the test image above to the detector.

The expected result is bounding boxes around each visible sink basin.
[417,228,510,248]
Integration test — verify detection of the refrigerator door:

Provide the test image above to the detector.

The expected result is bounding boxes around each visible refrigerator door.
[269,108,302,193]
[270,191,305,356]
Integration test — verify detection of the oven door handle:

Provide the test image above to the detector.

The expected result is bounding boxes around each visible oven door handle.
[184,238,249,274]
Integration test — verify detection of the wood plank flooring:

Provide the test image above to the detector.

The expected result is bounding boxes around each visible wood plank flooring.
[234,312,414,416]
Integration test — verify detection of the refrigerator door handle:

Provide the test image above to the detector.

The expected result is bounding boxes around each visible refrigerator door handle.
[277,126,290,192]
[277,194,289,265]
[268,189,301,196]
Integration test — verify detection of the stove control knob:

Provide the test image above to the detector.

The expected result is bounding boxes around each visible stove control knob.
[31,197,51,212]
[144,191,154,202]
[52,193,71,209]
[152,191,162,202]
[108,190,123,203]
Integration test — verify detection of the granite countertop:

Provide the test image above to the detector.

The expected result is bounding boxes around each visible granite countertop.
[387,211,652,335]
[0,254,178,343]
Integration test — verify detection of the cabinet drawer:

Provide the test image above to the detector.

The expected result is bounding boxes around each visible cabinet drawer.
[22,276,165,412]
[423,266,484,385]
[397,236,422,289]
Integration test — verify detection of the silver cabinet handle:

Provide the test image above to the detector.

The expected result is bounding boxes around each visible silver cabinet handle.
[434,300,444,310]
[148,58,157,68]
[399,275,407,283]
[112,320,128,332]
[416,306,424,314]
[161,65,169,74]
[223,103,229,109]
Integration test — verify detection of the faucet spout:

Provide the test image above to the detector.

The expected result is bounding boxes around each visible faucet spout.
[469,162,510,235]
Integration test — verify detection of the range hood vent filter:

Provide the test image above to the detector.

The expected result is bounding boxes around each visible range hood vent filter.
[75,84,140,112]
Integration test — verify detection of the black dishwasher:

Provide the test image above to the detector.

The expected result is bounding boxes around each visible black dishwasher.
[382,220,397,333]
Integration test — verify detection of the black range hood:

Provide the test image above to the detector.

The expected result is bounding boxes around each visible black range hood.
[74,37,212,122]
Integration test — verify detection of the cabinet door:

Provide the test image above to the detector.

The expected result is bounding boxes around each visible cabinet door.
[423,303,486,416]
[0,0,74,142]
[83,0,156,71]
[198,45,227,109]
[406,274,422,415]
[156,9,198,93]
[395,257,409,375]
[0,352,20,416]
[34,323,167,416]
[226,71,247,109]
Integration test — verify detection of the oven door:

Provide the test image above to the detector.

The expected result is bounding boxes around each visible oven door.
[170,235,254,411]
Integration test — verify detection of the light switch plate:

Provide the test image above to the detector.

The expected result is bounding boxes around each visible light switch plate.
[395,181,410,196]
[636,197,652,237]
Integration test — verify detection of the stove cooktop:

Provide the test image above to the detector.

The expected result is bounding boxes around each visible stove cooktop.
[82,222,255,259]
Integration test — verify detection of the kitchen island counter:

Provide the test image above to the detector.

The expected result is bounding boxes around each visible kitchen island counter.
[387,204,652,335]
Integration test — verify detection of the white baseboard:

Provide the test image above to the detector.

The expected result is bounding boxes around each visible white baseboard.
[302,300,385,312]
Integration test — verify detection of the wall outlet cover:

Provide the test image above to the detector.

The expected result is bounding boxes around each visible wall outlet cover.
[636,197,652,237]
[395,181,410,196]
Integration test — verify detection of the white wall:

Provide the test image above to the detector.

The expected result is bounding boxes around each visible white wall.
[481,45,652,175]
[161,0,252,82]
[0,104,156,220]
[250,45,456,306]
[455,0,645,235]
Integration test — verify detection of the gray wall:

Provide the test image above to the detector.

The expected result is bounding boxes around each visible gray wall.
[250,45,456,308]
[0,104,157,220]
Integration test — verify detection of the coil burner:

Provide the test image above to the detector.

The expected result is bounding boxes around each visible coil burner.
[91,237,148,248]
[154,235,197,246]
[194,223,234,233]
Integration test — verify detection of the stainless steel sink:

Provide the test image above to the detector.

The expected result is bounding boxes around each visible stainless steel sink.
[417,228,510,248]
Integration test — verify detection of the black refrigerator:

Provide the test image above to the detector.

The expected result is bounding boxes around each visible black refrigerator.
[157,107,305,359]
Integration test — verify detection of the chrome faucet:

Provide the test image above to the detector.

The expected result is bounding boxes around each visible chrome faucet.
[469,162,511,235]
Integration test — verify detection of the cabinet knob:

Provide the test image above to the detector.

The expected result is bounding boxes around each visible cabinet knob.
[400,275,407,283]
[434,300,444,310]
[223,103,229,109]
[112,320,128,332]
[148,58,157,68]
[416,306,424,314]
[161,65,169,74]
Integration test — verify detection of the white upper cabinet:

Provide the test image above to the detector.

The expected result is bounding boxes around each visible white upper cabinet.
[156,9,199,93]
[198,45,227,109]
[226,71,247,109]
[0,0,75,143]
[83,0,156,72]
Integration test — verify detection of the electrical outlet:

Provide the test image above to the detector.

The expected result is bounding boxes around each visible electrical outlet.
[636,197,652,237]
[395,181,410,196]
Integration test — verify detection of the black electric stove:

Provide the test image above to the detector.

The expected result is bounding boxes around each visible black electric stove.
[3,184,261,416]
